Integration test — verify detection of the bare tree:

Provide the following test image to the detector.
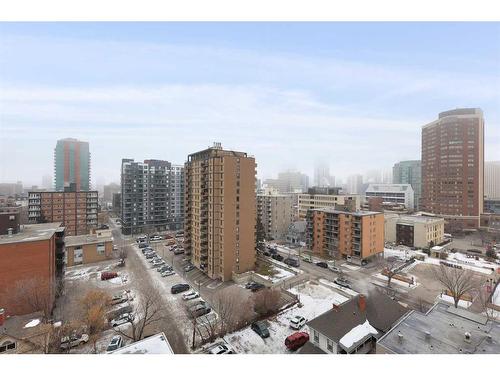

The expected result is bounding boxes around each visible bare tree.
[475,282,499,321]
[5,277,56,320]
[253,288,281,317]
[79,289,110,353]
[383,257,404,288]
[114,281,166,342]
[212,288,254,335]
[433,265,481,308]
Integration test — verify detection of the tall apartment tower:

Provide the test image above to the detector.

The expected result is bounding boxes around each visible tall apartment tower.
[421,108,484,231]
[121,159,178,235]
[54,138,91,191]
[184,143,256,281]
[170,165,185,230]
[393,160,421,209]
[485,161,500,199]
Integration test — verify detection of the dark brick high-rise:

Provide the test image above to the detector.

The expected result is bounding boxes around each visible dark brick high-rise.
[421,108,484,232]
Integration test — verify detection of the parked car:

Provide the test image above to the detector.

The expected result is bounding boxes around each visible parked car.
[111,313,134,327]
[101,272,118,281]
[334,277,351,289]
[60,333,89,350]
[184,264,195,272]
[271,254,284,262]
[246,281,265,292]
[142,247,154,253]
[208,344,233,354]
[183,291,199,300]
[161,270,176,277]
[251,321,270,338]
[157,265,173,273]
[150,235,163,241]
[316,262,328,269]
[145,252,156,259]
[138,243,148,249]
[285,332,309,351]
[289,315,307,330]
[174,248,185,255]
[301,256,312,263]
[107,305,133,322]
[105,335,124,353]
[148,256,161,263]
[328,265,341,273]
[136,235,147,242]
[190,305,211,318]
[263,251,271,257]
[284,257,299,267]
[110,292,128,305]
[171,284,190,294]
[152,260,166,268]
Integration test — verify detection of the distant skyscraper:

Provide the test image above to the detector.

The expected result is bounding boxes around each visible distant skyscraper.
[314,162,332,187]
[42,174,53,190]
[393,160,421,209]
[421,108,484,231]
[347,174,363,195]
[54,138,90,191]
[264,170,309,193]
[485,161,500,199]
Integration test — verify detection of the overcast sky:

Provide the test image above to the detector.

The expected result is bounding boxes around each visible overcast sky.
[1,22,499,186]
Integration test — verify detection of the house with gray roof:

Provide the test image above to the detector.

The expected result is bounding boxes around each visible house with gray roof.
[300,291,408,354]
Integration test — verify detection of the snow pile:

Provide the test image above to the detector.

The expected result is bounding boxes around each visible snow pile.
[439,294,472,309]
[257,267,294,284]
[339,319,378,350]
[24,319,41,328]
[493,286,500,307]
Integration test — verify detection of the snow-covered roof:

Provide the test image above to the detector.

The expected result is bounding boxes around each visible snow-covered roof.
[111,332,174,354]
[339,319,378,351]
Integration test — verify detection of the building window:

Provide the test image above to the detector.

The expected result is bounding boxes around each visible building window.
[313,330,319,343]
[327,339,333,352]
[0,341,16,353]
[97,243,105,255]
[74,246,83,265]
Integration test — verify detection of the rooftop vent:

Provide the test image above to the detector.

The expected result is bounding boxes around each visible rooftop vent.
[397,331,403,343]
[464,332,471,343]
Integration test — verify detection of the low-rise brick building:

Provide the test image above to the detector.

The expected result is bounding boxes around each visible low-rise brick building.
[0,223,65,316]
[64,232,113,266]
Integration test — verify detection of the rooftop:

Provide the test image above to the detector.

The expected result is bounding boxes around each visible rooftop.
[316,207,381,216]
[307,291,408,351]
[377,302,500,354]
[0,311,49,340]
[111,332,174,354]
[0,222,63,245]
[65,233,112,247]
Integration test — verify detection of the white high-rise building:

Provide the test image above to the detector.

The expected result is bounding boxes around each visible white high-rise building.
[347,174,363,194]
[485,161,500,199]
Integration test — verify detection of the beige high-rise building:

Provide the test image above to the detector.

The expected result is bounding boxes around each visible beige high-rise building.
[485,161,500,199]
[257,193,294,240]
[184,143,256,281]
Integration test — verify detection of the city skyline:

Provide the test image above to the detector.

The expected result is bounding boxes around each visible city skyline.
[1,22,500,185]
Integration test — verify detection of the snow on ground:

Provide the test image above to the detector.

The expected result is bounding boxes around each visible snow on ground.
[257,267,295,284]
[24,319,40,328]
[339,319,378,350]
[373,273,419,289]
[342,264,360,271]
[384,247,497,275]
[225,281,350,354]
[318,278,359,297]
[492,285,500,306]
[439,294,472,309]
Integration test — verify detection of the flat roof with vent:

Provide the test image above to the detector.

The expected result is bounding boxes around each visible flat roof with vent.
[0,222,63,245]
[377,302,500,354]
[65,233,112,247]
